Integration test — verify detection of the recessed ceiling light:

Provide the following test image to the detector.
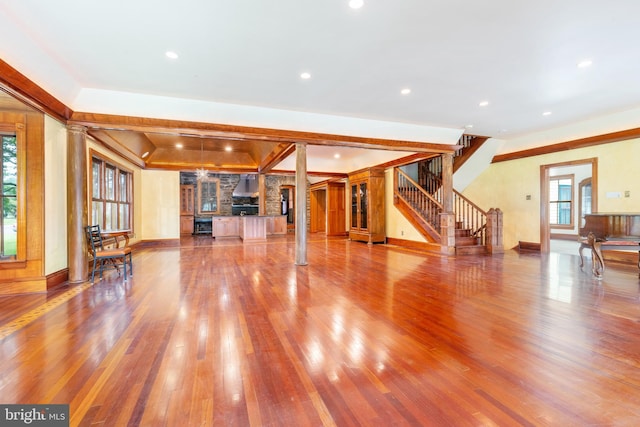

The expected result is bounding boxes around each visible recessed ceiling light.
[175,143,183,148]
[542,111,552,116]
[165,51,179,59]
[141,151,149,158]
[225,146,233,152]
[349,0,364,9]
[300,72,311,79]
[479,101,489,107]
[334,153,341,159]
[577,59,593,68]
[464,124,473,129]
[400,88,411,95]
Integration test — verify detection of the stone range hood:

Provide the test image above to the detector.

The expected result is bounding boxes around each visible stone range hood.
[232,174,259,198]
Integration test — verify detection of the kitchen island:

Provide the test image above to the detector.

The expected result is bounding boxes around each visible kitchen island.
[212,215,287,242]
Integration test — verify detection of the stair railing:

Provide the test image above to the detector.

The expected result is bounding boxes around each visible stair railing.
[395,168,443,229]
[453,190,487,245]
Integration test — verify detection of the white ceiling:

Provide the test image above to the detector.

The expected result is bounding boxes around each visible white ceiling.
[1,0,640,163]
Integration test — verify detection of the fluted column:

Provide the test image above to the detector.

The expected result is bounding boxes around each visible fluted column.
[295,143,307,266]
[67,125,88,283]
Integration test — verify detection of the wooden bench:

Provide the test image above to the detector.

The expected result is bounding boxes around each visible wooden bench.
[579,232,640,278]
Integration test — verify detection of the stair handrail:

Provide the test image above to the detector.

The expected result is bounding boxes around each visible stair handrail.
[453,189,487,245]
[395,168,443,228]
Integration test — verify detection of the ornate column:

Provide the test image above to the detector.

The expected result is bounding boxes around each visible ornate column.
[295,143,308,265]
[67,125,88,284]
[439,153,456,254]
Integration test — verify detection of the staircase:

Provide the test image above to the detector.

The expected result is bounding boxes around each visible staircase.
[394,134,496,255]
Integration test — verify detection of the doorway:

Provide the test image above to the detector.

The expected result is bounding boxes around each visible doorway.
[310,189,327,233]
[540,158,598,253]
[280,185,295,232]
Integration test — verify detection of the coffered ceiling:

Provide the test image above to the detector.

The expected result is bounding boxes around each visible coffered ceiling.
[1,0,640,174]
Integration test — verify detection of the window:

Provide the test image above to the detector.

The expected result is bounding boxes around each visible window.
[549,175,573,227]
[91,154,132,231]
[0,133,17,259]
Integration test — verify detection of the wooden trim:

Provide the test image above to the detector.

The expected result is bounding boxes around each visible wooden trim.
[69,112,461,153]
[46,268,69,290]
[550,233,579,240]
[518,241,541,251]
[377,152,441,170]
[87,130,146,168]
[268,170,348,179]
[493,127,640,163]
[0,59,73,122]
[259,143,295,173]
[453,136,489,172]
[540,158,598,253]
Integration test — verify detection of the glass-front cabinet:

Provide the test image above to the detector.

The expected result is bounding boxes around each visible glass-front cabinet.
[348,167,385,244]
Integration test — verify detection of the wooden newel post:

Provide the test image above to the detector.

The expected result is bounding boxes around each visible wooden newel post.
[439,212,456,255]
[486,208,504,254]
[439,153,456,255]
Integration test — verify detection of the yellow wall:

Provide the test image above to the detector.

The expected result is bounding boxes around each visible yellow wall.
[140,169,180,239]
[44,116,68,275]
[462,138,640,249]
[384,168,427,242]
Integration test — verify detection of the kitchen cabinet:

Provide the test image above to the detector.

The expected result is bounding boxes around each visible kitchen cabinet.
[212,217,240,238]
[180,185,195,234]
[267,215,287,235]
[349,168,385,244]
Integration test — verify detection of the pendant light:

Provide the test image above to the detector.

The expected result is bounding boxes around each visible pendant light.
[196,140,208,180]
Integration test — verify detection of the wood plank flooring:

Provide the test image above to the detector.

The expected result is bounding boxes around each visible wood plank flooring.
[1,234,640,426]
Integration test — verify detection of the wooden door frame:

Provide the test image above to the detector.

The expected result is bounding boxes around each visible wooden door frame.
[540,157,598,253]
[281,185,295,231]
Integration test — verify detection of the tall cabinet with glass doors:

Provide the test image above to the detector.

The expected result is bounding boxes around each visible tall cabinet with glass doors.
[348,167,385,244]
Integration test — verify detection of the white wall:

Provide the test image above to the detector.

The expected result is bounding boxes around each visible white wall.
[44,115,68,275]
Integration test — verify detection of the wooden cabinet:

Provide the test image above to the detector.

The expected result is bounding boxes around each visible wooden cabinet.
[267,215,287,235]
[241,216,267,242]
[212,217,240,238]
[180,215,194,235]
[180,185,195,234]
[310,182,346,236]
[349,168,385,244]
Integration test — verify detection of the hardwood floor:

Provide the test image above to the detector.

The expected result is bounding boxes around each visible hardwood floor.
[1,234,640,426]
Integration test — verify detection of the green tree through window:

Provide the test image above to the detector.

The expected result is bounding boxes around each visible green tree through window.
[1,134,17,258]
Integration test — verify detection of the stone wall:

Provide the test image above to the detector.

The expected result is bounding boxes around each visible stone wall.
[180,172,310,229]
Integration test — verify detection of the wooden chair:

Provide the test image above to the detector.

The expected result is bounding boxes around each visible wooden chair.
[85,225,133,282]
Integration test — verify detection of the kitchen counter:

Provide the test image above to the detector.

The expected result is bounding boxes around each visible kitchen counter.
[212,215,287,241]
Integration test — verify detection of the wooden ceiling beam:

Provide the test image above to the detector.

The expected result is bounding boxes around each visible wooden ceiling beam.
[259,143,295,174]
[69,112,459,153]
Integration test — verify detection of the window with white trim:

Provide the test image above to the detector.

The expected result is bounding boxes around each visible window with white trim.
[549,175,573,227]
